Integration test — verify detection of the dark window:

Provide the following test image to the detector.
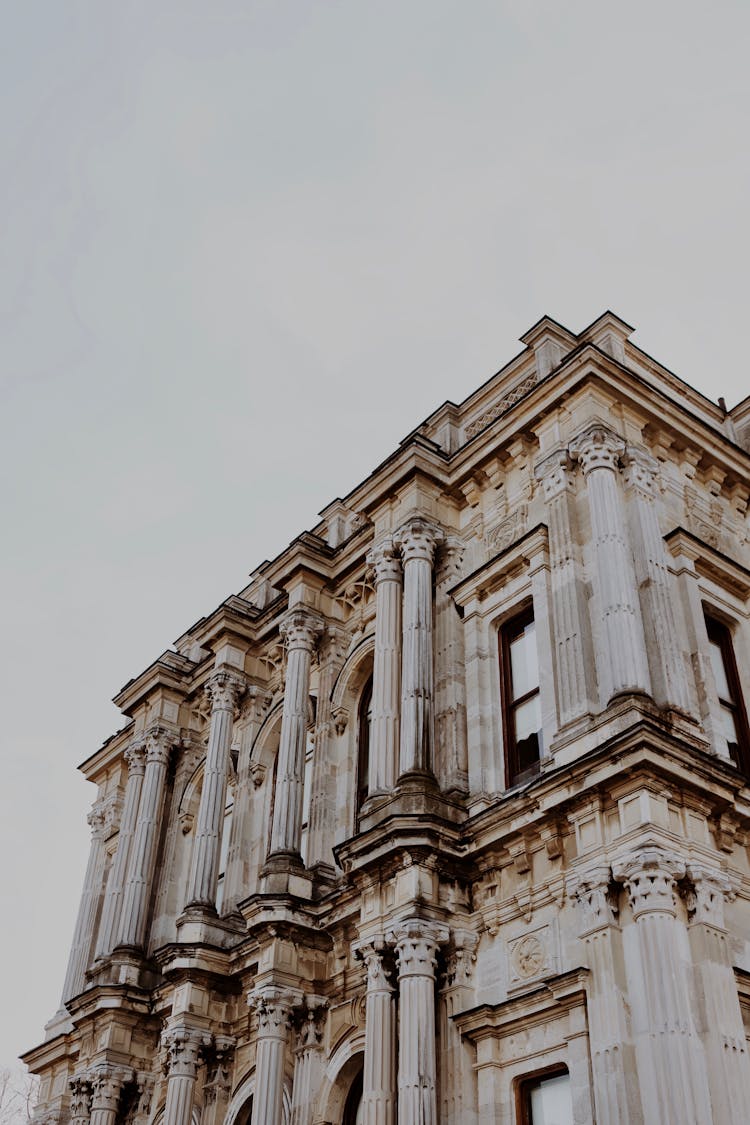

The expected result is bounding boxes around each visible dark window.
[342,1067,363,1125]
[357,675,373,810]
[500,607,543,786]
[517,1067,573,1125]
[705,613,750,774]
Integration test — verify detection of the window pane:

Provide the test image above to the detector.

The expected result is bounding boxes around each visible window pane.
[514,695,542,772]
[721,704,740,749]
[709,637,732,701]
[510,620,539,699]
[529,1073,573,1125]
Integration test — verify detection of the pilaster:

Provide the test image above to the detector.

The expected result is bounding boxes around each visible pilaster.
[438,931,478,1125]
[434,537,468,795]
[61,803,108,1002]
[223,687,272,913]
[94,739,146,961]
[88,1066,133,1125]
[306,626,350,871]
[248,986,300,1125]
[354,938,396,1125]
[366,539,402,795]
[161,1028,211,1125]
[290,998,327,1125]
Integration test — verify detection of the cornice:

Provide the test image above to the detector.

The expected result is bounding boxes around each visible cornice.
[113,650,196,715]
[665,527,750,598]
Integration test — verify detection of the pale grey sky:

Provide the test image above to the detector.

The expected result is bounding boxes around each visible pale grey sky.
[2,0,748,1068]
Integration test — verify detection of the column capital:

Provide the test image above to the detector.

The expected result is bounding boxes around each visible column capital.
[247,985,301,1039]
[123,739,147,776]
[386,917,449,977]
[206,669,246,713]
[279,609,324,653]
[435,535,465,586]
[161,1027,212,1078]
[87,1065,133,1110]
[443,929,479,987]
[569,423,625,474]
[568,865,619,931]
[613,848,685,919]
[393,517,445,564]
[68,1074,93,1123]
[621,446,660,497]
[534,447,577,500]
[142,725,175,767]
[366,537,402,584]
[685,863,737,928]
[240,684,273,725]
[294,996,328,1056]
[203,1036,236,1107]
[318,623,350,666]
[86,806,108,841]
[353,936,394,992]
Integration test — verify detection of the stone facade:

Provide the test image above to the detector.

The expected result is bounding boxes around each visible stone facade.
[23,311,750,1124]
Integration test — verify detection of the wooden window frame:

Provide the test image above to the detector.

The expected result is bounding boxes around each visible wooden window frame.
[515,1063,571,1125]
[705,612,750,775]
[500,604,542,787]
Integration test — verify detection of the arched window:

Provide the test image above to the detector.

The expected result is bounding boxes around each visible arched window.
[342,1068,364,1125]
[357,676,373,811]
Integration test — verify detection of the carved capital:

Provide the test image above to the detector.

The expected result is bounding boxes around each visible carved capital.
[248,986,300,1040]
[319,624,350,667]
[203,1036,235,1106]
[124,739,147,777]
[206,670,246,714]
[569,424,625,475]
[621,447,659,498]
[393,518,445,565]
[443,930,479,987]
[534,448,577,501]
[134,1074,155,1120]
[685,864,737,928]
[279,610,324,654]
[367,538,402,584]
[354,937,393,993]
[87,806,108,841]
[386,917,449,978]
[68,1075,93,1123]
[87,1066,133,1111]
[613,848,685,919]
[249,761,267,788]
[161,1027,212,1078]
[332,706,349,736]
[568,865,619,932]
[240,685,273,726]
[294,997,328,1055]
[142,725,174,767]
[436,535,465,586]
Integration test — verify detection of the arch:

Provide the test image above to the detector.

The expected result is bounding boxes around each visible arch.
[151,1107,201,1125]
[317,1031,365,1125]
[224,1073,292,1125]
[331,635,376,717]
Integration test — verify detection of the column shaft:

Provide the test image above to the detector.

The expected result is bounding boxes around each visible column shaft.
[571,426,650,700]
[268,611,321,860]
[367,541,402,794]
[223,689,270,913]
[61,807,108,1001]
[438,936,478,1125]
[306,628,348,868]
[434,539,468,794]
[289,1003,326,1125]
[249,988,296,1125]
[186,671,244,909]
[95,742,145,960]
[623,450,692,712]
[358,945,396,1125]
[88,1068,131,1125]
[395,520,443,779]
[162,1029,208,1125]
[116,728,172,950]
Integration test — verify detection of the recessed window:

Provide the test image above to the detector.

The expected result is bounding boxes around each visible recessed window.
[705,613,750,773]
[500,607,543,786]
[215,789,234,913]
[357,675,373,811]
[519,1068,573,1125]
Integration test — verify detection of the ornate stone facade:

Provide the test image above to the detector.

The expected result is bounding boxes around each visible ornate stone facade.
[24,312,750,1124]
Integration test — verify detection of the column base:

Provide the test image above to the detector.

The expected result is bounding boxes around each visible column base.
[261,851,313,898]
[175,905,244,947]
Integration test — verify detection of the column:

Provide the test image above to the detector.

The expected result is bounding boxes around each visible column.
[685,864,750,1124]
[116,726,173,951]
[434,538,468,795]
[366,539,402,795]
[535,449,597,725]
[248,987,298,1125]
[268,610,323,862]
[613,848,712,1125]
[290,998,327,1125]
[185,670,245,910]
[438,932,478,1125]
[202,1036,236,1125]
[355,940,396,1125]
[223,687,271,913]
[388,918,448,1125]
[61,805,108,1001]
[570,425,650,701]
[68,1074,92,1125]
[568,865,639,1125]
[88,1067,132,1125]
[95,740,146,960]
[394,518,444,779]
[622,448,692,713]
[306,626,349,869]
[162,1028,211,1125]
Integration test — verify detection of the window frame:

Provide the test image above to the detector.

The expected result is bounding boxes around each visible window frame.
[704,611,750,775]
[515,1063,572,1125]
[499,604,543,787]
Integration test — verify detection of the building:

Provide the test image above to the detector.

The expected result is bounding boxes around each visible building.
[23,311,750,1125]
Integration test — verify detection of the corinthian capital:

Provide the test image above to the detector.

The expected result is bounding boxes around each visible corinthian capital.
[436,535,465,586]
[353,937,393,992]
[534,448,577,501]
[393,517,445,564]
[568,865,619,932]
[247,985,301,1039]
[569,424,625,475]
[366,538,402,584]
[685,864,737,928]
[68,1075,92,1124]
[206,669,246,713]
[86,806,107,841]
[161,1027,212,1078]
[386,917,449,977]
[124,739,147,776]
[279,609,324,653]
[621,446,659,498]
[87,1066,133,1111]
[613,848,685,919]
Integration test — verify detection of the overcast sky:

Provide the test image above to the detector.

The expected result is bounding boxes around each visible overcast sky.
[2,0,749,1071]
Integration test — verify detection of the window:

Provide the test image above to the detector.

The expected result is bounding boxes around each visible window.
[500,607,543,786]
[704,613,750,773]
[518,1068,573,1125]
[357,675,373,810]
[342,1069,363,1125]
[215,788,234,913]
